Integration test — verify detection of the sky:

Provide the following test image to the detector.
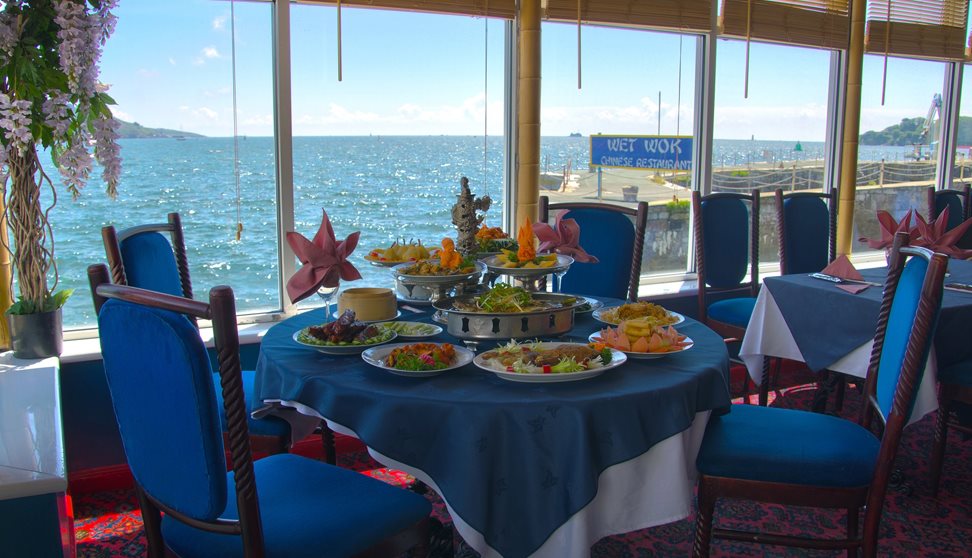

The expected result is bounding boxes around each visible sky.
[99,1,951,141]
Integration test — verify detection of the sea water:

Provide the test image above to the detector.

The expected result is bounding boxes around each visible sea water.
[44,136,914,328]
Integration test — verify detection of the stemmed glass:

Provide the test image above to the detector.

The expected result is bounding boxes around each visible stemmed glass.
[317,283,340,323]
[553,267,568,293]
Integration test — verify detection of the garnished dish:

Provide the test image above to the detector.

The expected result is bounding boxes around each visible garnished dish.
[451,284,578,313]
[490,218,558,268]
[376,321,443,339]
[473,340,626,382]
[293,310,397,354]
[589,320,694,360]
[365,239,434,265]
[593,301,684,327]
[397,238,478,276]
[361,342,475,377]
[475,224,518,254]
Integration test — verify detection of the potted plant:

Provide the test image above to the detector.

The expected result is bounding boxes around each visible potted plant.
[0,1,120,358]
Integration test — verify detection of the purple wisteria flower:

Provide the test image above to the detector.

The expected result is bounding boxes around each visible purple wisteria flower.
[56,134,93,198]
[0,12,19,60]
[54,0,103,98]
[92,115,120,195]
[43,92,73,141]
[0,95,35,155]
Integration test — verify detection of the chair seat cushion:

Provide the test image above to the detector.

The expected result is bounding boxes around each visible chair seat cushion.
[938,359,972,388]
[707,297,757,328]
[162,453,432,558]
[697,404,880,487]
[213,370,290,438]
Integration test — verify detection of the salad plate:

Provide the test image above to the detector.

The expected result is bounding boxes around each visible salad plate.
[473,341,627,383]
[572,296,603,314]
[376,321,443,339]
[593,304,684,327]
[362,342,474,377]
[293,328,397,355]
[588,332,694,360]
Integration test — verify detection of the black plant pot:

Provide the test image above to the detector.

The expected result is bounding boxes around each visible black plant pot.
[8,308,63,359]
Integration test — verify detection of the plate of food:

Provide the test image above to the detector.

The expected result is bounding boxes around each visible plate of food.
[593,301,684,327]
[365,240,435,266]
[362,342,474,377]
[572,296,603,314]
[375,321,443,339]
[473,225,518,256]
[293,310,397,355]
[473,340,626,382]
[588,322,694,360]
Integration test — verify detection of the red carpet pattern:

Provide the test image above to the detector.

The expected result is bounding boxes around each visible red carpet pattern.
[74,363,972,557]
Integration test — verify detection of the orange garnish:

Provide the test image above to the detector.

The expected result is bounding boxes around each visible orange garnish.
[516,218,536,262]
[476,225,508,240]
[439,238,462,269]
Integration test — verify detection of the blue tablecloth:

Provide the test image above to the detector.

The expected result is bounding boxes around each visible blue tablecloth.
[254,301,731,557]
[764,258,972,372]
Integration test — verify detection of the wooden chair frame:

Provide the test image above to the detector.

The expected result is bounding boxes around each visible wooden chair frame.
[693,234,949,558]
[87,264,431,558]
[692,190,760,341]
[538,196,649,302]
[100,214,337,461]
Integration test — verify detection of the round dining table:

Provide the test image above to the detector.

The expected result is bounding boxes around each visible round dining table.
[254,298,731,558]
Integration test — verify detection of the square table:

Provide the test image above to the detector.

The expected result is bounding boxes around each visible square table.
[740,259,972,421]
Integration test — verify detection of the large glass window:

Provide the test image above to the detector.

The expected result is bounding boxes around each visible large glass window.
[541,23,698,277]
[289,6,506,307]
[52,0,276,328]
[713,40,833,268]
[951,65,972,190]
[854,55,946,256]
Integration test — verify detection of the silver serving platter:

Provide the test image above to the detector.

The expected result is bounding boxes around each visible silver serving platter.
[482,254,573,278]
[432,292,584,340]
[393,261,486,303]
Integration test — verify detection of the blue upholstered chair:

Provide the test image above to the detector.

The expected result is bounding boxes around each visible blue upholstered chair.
[775,189,836,276]
[693,233,948,558]
[100,214,300,458]
[692,191,760,342]
[927,185,972,249]
[89,266,433,558]
[538,196,648,301]
[758,189,839,407]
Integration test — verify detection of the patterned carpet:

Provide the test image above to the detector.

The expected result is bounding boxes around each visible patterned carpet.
[74,364,972,557]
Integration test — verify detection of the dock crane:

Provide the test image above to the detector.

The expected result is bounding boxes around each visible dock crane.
[912,93,942,161]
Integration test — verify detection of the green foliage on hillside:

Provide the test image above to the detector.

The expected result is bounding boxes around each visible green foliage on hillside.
[860,116,972,146]
[116,119,204,139]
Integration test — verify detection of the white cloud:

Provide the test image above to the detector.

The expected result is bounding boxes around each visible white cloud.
[202,46,221,59]
[168,57,177,66]
[111,109,132,122]
[195,107,219,120]
[212,15,228,31]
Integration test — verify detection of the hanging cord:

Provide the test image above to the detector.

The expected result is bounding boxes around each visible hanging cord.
[744,0,751,99]
[881,0,891,105]
[483,4,489,199]
[337,0,343,81]
[230,0,242,240]
[576,0,582,89]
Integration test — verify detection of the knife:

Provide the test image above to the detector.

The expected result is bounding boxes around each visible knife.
[809,273,882,287]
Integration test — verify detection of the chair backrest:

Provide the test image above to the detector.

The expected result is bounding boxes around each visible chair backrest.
[775,189,836,275]
[539,196,648,301]
[102,212,193,299]
[88,264,264,549]
[857,233,947,540]
[693,191,759,318]
[927,185,970,231]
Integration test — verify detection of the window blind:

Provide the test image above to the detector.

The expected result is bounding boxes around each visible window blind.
[720,0,851,50]
[295,0,517,20]
[864,0,969,60]
[540,0,712,33]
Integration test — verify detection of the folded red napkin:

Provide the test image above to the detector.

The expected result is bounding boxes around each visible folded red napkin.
[285,210,362,303]
[836,283,869,295]
[820,255,863,281]
[532,214,599,263]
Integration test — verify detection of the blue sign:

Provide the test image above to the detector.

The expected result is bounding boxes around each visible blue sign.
[590,135,693,171]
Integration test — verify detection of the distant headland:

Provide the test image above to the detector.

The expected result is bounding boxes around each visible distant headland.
[116,119,205,139]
